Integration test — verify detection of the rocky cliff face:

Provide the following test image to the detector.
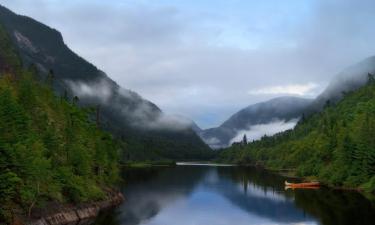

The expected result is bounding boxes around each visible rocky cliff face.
[15,190,124,225]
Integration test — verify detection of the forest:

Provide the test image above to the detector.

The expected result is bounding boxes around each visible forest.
[0,4,214,164]
[217,74,375,193]
[0,24,119,222]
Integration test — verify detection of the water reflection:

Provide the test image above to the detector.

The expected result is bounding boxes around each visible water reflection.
[205,171,314,223]
[115,167,207,225]
[94,165,375,225]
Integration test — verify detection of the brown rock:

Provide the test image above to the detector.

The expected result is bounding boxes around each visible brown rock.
[76,206,99,220]
[22,191,124,225]
[44,210,79,225]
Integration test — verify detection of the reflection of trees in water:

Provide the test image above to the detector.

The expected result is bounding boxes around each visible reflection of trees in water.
[95,166,375,225]
[114,166,210,225]
[217,166,293,192]
[215,167,375,225]
[210,167,313,223]
[293,189,375,225]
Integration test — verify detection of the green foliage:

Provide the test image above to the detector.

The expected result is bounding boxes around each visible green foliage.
[0,7,212,163]
[116,121,214,162]
[217,76,375,192]
[361,176,375,193]
[0,24,119,222]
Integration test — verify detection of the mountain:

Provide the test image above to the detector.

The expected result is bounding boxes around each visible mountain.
[199,96,313,148]
[311,56,375,110]
[0,23,119,221]
[0,5,212,161]
[200,56,375,149]
[217,74,375,193]
[190,121,202,133]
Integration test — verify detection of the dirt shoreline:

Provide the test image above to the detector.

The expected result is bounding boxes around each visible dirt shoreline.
[12,190,124,225]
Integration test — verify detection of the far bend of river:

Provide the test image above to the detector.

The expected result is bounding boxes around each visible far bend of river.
[94,164,375,225]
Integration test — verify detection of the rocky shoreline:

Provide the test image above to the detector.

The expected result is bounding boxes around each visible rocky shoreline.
[13,190,124,225]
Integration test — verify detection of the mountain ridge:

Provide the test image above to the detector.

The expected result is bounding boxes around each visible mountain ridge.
[310,55,375,111]
[0,4,212,160]
[199,96,313,148]
[216,73,375,193]
[199,55,375,149]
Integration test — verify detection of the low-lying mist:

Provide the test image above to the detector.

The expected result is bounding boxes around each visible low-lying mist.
[314,56,375,107]
[65,78,193,131]
[230,119,299,144]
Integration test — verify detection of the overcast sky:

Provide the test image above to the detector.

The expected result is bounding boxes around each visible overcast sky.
[2,0,375,128]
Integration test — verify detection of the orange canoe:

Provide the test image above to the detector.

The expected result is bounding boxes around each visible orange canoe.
[285,181,320,188]
[285,186,320,190]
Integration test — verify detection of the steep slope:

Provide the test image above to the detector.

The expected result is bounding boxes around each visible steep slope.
[0,23,119,222]
[200,97,313,148]
[203,55,375,149]
[0,5,212,161]
[217,75,375,192]
[311,56,375,110]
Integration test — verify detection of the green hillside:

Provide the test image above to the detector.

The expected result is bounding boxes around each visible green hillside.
[0,5,213,162]
[0,24,119,222]
[217,75,375,193]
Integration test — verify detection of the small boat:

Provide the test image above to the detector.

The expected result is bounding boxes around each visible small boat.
[285,186,320,191]
[285,181,320,188]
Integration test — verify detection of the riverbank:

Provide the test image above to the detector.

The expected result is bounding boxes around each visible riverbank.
[11,189,124,225]
[232,163,375,200]
[94,164,375,225]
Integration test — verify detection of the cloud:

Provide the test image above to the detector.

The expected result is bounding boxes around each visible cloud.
[230,119,299,144]
[3,0,375,128]
[65,78,113,103]
[151,115,193,131]
[248,83,319,96]
[204,137,221,145]
[66,78,192,131]
[128,104,193,131]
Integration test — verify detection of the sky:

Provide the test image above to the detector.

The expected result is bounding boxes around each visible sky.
[2,0,375,128]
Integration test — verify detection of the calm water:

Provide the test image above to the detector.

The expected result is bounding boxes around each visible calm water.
[94,164,375,225]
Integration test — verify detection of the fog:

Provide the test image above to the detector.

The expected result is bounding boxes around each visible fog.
[230,119,299,144]
[3,0,375,128]
[315,56,375,105]
[65,79,113,103]
[66,78,193,131]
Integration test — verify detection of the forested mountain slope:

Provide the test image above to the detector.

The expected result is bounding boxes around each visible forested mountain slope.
[201,56,375,149]
[310,56,375,111]
[217,75,375,192]
[200,97,312,148]
[0,24,119,222]
[0,5,212,161]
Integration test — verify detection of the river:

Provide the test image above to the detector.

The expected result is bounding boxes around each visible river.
[93,164,375,225]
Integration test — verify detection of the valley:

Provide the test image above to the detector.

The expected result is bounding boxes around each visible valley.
[0,2,374,225]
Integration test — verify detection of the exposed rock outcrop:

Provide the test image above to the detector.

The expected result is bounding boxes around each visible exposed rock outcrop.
[18,191,124,225]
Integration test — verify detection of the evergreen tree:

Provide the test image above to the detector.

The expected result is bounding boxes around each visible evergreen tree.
[242,134,248,145]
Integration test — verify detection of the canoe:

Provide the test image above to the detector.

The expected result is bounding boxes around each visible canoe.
[285,181,320,187]
[285,186,320,191]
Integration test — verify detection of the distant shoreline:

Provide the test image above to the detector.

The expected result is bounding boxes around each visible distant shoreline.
[176,162,235,167]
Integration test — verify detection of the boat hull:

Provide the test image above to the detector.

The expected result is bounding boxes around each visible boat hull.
[285,181,320,188]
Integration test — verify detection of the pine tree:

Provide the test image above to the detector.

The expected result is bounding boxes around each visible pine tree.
[242,134,248,145]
